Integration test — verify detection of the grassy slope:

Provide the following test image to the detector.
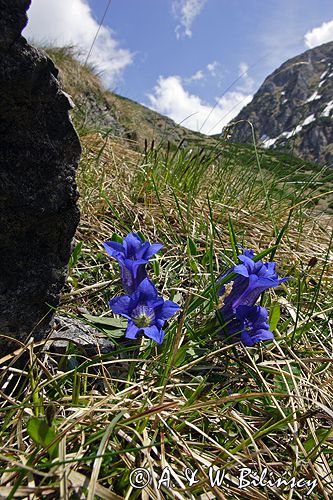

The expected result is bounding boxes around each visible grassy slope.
[46,47,214,150]
[1,47,333,499]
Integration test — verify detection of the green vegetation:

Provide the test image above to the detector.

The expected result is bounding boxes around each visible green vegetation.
[1,48,333,499]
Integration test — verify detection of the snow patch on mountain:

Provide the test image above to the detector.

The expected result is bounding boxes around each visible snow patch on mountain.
[306,91,321,102]
[262,114,317,148]
[322,100,333,117]
[302,114,316,126]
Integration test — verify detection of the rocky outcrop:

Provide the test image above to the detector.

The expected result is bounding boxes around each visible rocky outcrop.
[227,41,333,165]
[0,1,81,353]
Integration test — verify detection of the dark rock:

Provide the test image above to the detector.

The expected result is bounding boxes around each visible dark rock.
[226,41,333,165]
[0,0,31,47]
[0,1,81,353]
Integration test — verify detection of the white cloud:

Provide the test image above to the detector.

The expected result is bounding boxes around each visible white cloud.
[23,0,133,87]
[172,0,208,39]
[304,19,333,48]
[146,75,252,135]
[238,62,255,93]
[238,62,249,77]
[186,61,225,85]
[187,69,205,82]
[207,61,220,77]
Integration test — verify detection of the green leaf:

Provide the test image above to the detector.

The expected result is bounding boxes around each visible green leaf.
[273,363,301,394]
[190,259,199,273]
[172,292,182,304]
[111,232,123,243]
[71,276,79,289]
[27,417,58,459]
[173,344,193,367]
[152,258,160,277]
[287,321,314,341]
[136,230,145,241]
[201,252,210,266]
[269,302,280,331]
[314,362,331,374]
[102,328,126,339]
[227,216,239,261]
[69,241,83,269]
[187,237,197,256]
[82,313,127,329]
[252,245,278,262]
[270,210,293,261]
[101,192,131,233]
[303,427,332,456]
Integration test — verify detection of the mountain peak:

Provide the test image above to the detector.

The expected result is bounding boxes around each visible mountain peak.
[228,41,333,165]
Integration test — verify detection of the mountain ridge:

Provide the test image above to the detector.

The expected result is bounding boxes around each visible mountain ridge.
[227,41,333,165]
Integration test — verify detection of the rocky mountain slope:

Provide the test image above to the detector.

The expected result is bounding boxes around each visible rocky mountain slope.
[44,47,214,151]
[227,41,333,166]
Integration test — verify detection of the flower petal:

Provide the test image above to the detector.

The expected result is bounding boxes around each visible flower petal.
[135,241,150,259]
[244,249,255,259]
[218,248,287,347]
[241,329,274,347]
[109,295,131,318]
[118,265,134,295]
[137,278,158,302]
[233,263,249,277]
[125,321,139,339]
[238,254,255,272]
[104,241,124,258]
[120,259,148,294]
[123,258,147,268]
[142,243,164,259]
[156,300,180,321]
[142,325,164,344]
[236,304,268,323]
[129,289,140,310]
[123,233,143,258]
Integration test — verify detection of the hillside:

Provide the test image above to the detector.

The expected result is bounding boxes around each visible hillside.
[227,41,333,165]
[45,47,215,151]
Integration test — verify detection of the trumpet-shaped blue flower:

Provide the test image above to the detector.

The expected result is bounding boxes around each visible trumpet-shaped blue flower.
[109,278,179,344]
[225,305,274,347]
[218,249,288,346]
[104,233,163,294]
[219,249,289,320]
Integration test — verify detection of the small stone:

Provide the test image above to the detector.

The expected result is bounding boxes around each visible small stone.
[45,316,116,356]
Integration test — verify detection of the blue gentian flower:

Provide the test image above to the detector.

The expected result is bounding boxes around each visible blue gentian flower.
[109,278,180,344]
[219,249,289,320]
[104,233,163,294]
[218,249,288,346]
[226,305,274,347]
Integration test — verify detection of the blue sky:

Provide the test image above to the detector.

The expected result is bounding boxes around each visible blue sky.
[24,0,333,134]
